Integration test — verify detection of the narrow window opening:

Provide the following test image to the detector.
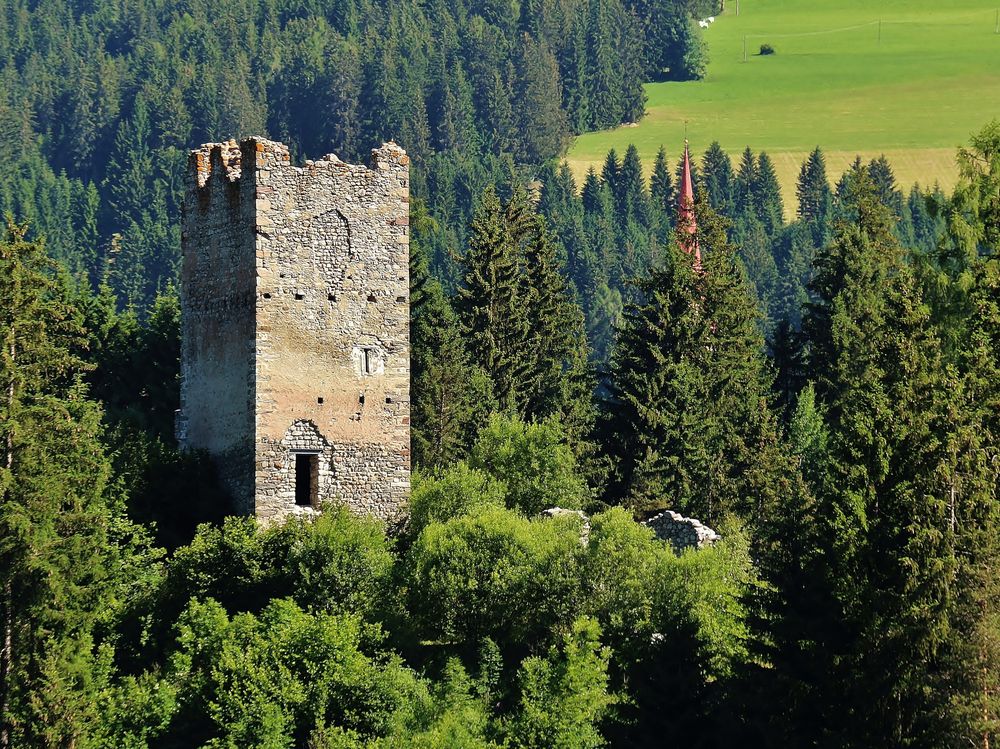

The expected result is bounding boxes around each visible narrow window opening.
[295,292,304,300]
[294,453,319,507]
[362,348,373,375]
[317,396,324,404]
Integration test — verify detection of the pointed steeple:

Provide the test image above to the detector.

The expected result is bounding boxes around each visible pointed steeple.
[677,140,702,270]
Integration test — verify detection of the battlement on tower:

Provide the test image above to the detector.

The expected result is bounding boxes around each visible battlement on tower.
[178,137,410,524]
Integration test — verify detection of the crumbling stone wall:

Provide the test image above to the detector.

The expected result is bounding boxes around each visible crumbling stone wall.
[644,510,720,552]
[179,137,410,523]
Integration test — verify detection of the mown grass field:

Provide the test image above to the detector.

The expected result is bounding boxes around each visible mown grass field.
[566,0,1000,214]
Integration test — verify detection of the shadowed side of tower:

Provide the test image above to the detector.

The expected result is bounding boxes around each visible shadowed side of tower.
[178,137,410,524]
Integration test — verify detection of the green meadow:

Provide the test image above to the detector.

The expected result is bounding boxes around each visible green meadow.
[566,0,1000,213]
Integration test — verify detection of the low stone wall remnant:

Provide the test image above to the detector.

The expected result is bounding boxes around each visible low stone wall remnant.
[644,510,720,552]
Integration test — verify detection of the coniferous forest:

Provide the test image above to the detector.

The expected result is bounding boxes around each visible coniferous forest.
[1,0,999,745]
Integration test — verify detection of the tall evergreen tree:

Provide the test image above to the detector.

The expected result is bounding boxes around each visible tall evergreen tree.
[650,146,674,219]
[753,152,784,236]
[560,6,591,134]
[0,224,116,747]
[928,125,1000,744]
[619,144,650,226]
[733,147,757,219]
[600,148,621,207]
[521,216,597,448]
[700,141,734,219]
[940,250,1000,746]
[762,167,959,744]
[867,155,904,221]
[796,146,832,225]
[585,0,625,129]
[456,187,528,412]
[410,203,494,467]
[603,201,788,522]
[514,35,569,163]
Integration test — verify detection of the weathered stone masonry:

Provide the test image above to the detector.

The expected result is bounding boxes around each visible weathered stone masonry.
[177,137,410,523]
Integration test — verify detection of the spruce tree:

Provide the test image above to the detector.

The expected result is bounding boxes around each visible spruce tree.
[585,0,625,129]
[456,187,528,412]
[940,253,1000,746]
[581,168,605,216]
[0,223,115,747]
[619,144,651,227]
[521,216,597,451]
[769,166,959,744]
[618,8,648,122]
[753,152,784,236]
[600,148,621,207]
[796,146,832,225]
[603,200,788,522]
[908,184,943,253]
[411,218,493,467]
[560,6,591,134]
[700,141,734,219]
[412,277,492,468]
[867,155,904,221]
[649,146,674,220]
[929,125,1000,744]
[514,35,569,163]
[733,147,757,220]
[731,213,778,330]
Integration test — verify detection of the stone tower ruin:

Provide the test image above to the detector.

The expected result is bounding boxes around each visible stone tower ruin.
[176,137,410,523]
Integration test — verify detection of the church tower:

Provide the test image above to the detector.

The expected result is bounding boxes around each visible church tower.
[176,137,410,523]
[677,140,702,270]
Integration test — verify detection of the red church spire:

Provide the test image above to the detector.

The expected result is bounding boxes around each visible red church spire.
[677,140,701,270]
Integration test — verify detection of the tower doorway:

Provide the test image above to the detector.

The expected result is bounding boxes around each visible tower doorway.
[294,452,320,507]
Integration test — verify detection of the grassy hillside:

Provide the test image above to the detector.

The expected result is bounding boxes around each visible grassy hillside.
[566,0,1000,214]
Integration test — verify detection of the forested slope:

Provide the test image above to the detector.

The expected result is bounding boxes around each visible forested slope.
[2,0,1000,746]
[0,0,713,307]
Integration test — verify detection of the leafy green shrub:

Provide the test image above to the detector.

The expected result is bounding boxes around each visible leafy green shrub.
[409,464,508,535]
[155,507,394,640]
[581,509,663,654]
[656,524,754,679]
[406,508,585,648]
[168,598,424,748]
[504,617,614,749]
[165,516,277,616]
[469,415,590,515]
[271,505,395,618]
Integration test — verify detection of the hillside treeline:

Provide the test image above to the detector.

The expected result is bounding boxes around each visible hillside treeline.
[0,0,711,310]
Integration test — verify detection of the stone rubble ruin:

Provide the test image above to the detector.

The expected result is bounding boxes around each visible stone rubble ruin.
[644,510,720,552]
[542,507,719,553]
